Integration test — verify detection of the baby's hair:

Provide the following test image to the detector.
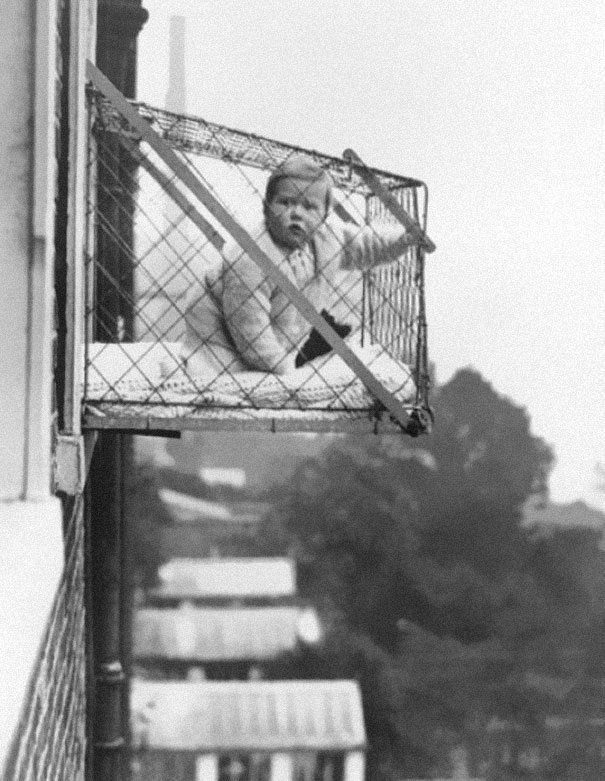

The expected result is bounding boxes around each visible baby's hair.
[265,155,333,213]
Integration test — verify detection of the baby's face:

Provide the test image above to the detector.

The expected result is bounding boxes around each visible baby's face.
[265,177,328,250]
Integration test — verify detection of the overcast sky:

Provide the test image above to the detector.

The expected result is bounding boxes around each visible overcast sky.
[137,0,605,509]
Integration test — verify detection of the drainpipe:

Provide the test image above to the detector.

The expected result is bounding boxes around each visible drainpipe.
[90,2,147,780]
[90,432,127,781]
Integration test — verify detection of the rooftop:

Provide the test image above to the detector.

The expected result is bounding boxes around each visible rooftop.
[158,488,269,525]
[134,605,320,662]
[151,557,297,602]
[131,679,366,752]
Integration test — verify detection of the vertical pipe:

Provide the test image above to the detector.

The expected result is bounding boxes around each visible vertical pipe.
[90,432,126,781]
[90,3,148,780]
[53,0,71,434]
[119,434,135,766]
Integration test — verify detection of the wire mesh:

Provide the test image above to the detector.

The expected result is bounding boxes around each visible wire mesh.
[83,91,431,433]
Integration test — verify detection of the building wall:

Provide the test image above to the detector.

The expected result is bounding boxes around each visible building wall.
[0,0,36,499]
[160,521,260,560]
[3,498,87,780]
[165,432,328,490]
[0,0,95,776]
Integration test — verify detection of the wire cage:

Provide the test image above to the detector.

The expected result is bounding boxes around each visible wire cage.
[82,64,432,435]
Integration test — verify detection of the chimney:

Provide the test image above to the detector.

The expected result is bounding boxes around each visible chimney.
[166,15,187,113]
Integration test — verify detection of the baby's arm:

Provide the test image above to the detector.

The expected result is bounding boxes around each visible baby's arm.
[222,255,294,373]
[339,224,417,271]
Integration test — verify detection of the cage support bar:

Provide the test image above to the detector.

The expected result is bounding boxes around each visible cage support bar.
[86,61,414,433]
[343,149,436,254]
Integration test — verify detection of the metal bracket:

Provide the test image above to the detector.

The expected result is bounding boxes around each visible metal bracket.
[403,408,433,438]
[54,434,87,495]
[343,148,436,253]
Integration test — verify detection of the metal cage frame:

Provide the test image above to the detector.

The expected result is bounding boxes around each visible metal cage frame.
[81,62,433,437]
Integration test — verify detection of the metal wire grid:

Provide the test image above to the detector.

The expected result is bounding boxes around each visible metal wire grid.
[124,102,424,191]
[84,91,430,424]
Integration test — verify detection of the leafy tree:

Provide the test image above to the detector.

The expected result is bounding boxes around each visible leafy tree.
[257,368,605,777]
[262,369,555,647]
[262,441,423,650]
[411,369,553,576]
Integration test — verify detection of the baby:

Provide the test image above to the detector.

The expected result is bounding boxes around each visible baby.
[182,155,421,376]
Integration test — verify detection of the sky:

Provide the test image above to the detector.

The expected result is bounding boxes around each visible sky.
[136,0,605,509]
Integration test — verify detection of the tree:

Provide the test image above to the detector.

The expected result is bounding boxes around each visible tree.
[262,369,555,646]
[412,369,553,575]
[256,368,605,778]
[262,440,423,650]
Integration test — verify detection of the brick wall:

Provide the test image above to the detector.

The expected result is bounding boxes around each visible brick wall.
[3,497,87,781]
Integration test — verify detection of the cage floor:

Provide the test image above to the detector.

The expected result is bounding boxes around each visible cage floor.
[82,342,419,434]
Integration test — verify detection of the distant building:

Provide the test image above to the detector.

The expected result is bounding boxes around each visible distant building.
[200,467,248,488]
[157,488,269,557]
[147,556,298,607]
[484,714,605,778]
[166,431,330,488]
[133,604,321,680]
[159,488,237,522]
[523,497,605,535]
[131,679,367,781]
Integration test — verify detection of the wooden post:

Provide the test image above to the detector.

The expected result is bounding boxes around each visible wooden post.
[195,754,219,781]
[270,753,293,781]
[344,751,366,781]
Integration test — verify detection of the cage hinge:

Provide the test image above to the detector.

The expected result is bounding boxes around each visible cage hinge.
[54,434,86,495]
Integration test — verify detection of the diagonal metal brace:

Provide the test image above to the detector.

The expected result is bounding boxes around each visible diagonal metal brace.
[86,60,417,433]
[343,148,436,254]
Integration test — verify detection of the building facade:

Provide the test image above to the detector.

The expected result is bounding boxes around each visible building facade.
[0,1,94,777]
[130,679,367,781]
[0,1,147,778]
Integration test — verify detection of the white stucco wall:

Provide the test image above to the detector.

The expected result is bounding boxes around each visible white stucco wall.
[0,1,35,500]
[0,498,63,765]
[0,0,74,771]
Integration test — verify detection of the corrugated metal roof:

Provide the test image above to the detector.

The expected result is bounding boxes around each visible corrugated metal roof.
[153,557,297,600]
[159,488,233,522]
[131,680,366,752]
[133,606,317,661]
[158,489,271,526]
